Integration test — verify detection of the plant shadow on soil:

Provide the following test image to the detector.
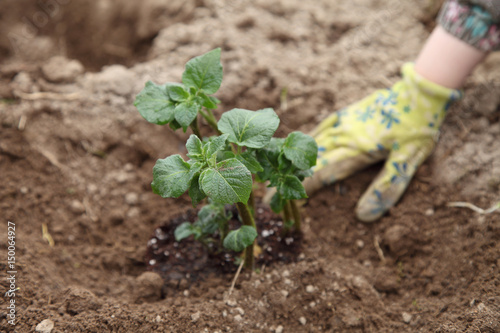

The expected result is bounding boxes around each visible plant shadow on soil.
[145,204,302,298]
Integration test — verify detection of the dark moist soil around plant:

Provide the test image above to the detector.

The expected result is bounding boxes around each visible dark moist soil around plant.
[145,204,302,294]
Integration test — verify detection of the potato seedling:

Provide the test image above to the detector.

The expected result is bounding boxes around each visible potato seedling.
[134,48,317,270]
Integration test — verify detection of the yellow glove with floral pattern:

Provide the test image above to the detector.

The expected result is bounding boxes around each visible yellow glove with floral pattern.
[304,63,462,222]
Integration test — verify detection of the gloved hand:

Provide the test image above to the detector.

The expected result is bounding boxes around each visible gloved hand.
[304,63,462,222]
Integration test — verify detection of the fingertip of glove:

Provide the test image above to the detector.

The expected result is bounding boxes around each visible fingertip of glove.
[355,191,389,223]
[355,206,384,223]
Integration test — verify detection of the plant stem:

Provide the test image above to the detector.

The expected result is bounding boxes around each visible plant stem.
[190,116,202,139]
[290,200,301,232]
[231,143,238,155]
[207,109,219,128]
[249,190,256,217]
[219,222,229,249]
[200,109,221,134]
[236,202,256,271]
[283,201,292,230]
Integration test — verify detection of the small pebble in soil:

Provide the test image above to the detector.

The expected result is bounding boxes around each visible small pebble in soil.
[306,285,315,293]
[262,229,274,237]
[155,228,168,240]
[191,311,201,323]
[284,278,292,285]
[226,299,237,307]
[20,186,28,194]
[183,290,189,297]
[275,325,284,333]
[477,303,487,312]
[35,319,54,333]
[425,208,435,216]
[155,315,162,323]
[299,317,307,325]
[125,192,139,205]
[355,239,365,249]
[69,200,85,214]
[234,314,243,322]
[309,301,316,308]
[282,270,290,277]
[235,307,245,315]
[127,207,140,218]
[222,310,228,318]
[280,290,289,297]
[402,312,412,324]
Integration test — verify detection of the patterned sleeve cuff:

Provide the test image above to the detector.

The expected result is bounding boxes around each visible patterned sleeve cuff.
[438,0,500,51]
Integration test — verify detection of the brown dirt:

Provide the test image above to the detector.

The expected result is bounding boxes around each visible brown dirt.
[1,0,499,332]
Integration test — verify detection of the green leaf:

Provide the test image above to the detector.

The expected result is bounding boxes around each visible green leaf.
[222,151,263,174]
[169,119,182,130]
[134,81,176,125]
[255,138,285,181]
[269,173,282,187]
[205,134,229,160]
[270,192,286,213]
[209,96,221,105]
[279,174,307,200]
[223,226,257,252]
[175,222,197,241]
[295,168,313,181]
[186,135,204,160]
[197,92,218,109]
[188,161,203,179]
[188,175,206,206]
[218,108,280,148]
[237,152,263,173]
[196,202,229,235]
[167,84,189,102]
[174,101,200,131]
[182,48,223,95]
[278,153,292,172]
[151,155,192,198]
[200,158,252,204]
[283,132,318,170]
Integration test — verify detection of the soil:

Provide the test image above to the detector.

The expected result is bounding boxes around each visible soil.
[0,0,499,332]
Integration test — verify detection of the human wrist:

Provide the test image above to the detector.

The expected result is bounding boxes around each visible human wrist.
[414,26,488,89]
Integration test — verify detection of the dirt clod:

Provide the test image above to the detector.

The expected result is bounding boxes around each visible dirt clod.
[42,56,84,83]
[64,287,102,315]
[133,272,164,303]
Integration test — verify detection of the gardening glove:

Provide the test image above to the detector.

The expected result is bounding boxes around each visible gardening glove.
[304,63,463,222]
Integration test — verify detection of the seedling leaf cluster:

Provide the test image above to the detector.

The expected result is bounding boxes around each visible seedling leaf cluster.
[134,48,318,270]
